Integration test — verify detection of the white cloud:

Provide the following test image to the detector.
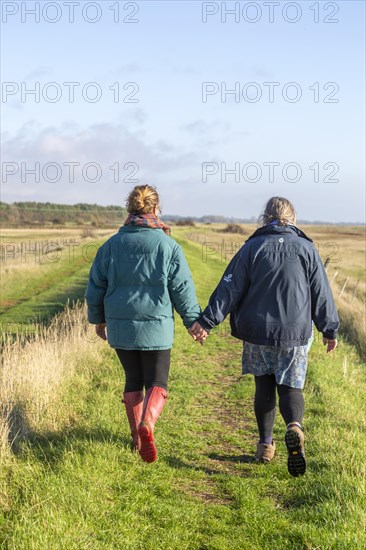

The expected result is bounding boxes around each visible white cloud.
[1,121,202,205]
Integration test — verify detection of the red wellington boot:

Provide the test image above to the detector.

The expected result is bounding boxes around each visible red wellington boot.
[138,386,168,463]
[122,390,144,451]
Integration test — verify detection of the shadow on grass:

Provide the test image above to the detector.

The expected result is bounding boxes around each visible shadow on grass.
[208,452,254,464]
[2,401,33,453]
[164,452,255,477]
[14,426,129,470]
[164,456,223,476]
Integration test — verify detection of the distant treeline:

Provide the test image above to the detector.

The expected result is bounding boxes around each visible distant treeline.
[0,202,127,227]
[0,202,362,227]
[163,215,363,226]
[163,214,257,224]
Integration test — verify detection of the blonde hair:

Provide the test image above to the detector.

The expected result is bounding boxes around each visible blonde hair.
[126,185,160,214]
[258,196,296,226]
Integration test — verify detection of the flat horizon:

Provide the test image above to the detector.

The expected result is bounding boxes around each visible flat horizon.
[0,200,365,226]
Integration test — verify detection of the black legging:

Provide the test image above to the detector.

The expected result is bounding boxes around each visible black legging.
[115,349,171,392]
[254,374,304,439]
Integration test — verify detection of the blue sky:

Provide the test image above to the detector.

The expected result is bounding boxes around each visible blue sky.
[1,0,365,222]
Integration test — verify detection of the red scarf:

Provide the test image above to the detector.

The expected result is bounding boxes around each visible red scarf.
[124,213,171,235]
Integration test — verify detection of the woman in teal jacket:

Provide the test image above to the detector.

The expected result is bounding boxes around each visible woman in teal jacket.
[86,185,201,463]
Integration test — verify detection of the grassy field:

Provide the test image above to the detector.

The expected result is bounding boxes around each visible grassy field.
[0,228,112,332]
[0,225,365,549]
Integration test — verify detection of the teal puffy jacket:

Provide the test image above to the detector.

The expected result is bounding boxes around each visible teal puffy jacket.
[86,226,201,350]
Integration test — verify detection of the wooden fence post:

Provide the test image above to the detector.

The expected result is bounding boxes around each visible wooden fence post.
[339,277,349,298]
[330,271,338,285]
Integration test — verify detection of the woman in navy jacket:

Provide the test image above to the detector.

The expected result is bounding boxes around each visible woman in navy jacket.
[190,197,339,476]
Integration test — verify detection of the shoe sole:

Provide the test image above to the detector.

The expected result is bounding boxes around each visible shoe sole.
[138,426,157,463]
[285,429,306,477]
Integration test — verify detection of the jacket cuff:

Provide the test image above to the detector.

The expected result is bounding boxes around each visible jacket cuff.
[322,330,338,340]
[197,316,213,332]
[88,310,106,324]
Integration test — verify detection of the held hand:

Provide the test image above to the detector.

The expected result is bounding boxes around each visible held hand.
[96,323,107,341]
[323,337,337,353]
[188,329,207,345]
[188,321,208,345]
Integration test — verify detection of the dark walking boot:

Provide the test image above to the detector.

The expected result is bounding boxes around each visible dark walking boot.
[285,423,306,477]
[138,386,168,463]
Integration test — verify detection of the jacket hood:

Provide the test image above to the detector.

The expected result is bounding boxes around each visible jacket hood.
[246,225,313,243]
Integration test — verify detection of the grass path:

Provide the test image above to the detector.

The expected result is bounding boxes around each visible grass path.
[0,239,103,331]
[1,235,365,549]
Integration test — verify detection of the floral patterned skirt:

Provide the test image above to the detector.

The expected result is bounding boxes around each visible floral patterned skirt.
[241,342,310,389]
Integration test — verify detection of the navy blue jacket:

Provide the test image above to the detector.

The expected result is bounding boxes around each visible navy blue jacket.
[198,225,339,347]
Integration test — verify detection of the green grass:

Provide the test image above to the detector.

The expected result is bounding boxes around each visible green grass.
[1,234,365,549]
[0,239,102,332]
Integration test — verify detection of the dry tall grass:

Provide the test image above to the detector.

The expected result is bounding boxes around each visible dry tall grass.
[0,302,104,455]
[336,297,366,360]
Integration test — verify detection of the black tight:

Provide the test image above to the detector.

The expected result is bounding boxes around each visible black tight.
[254,375,305,439]
[115,349,171,392]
